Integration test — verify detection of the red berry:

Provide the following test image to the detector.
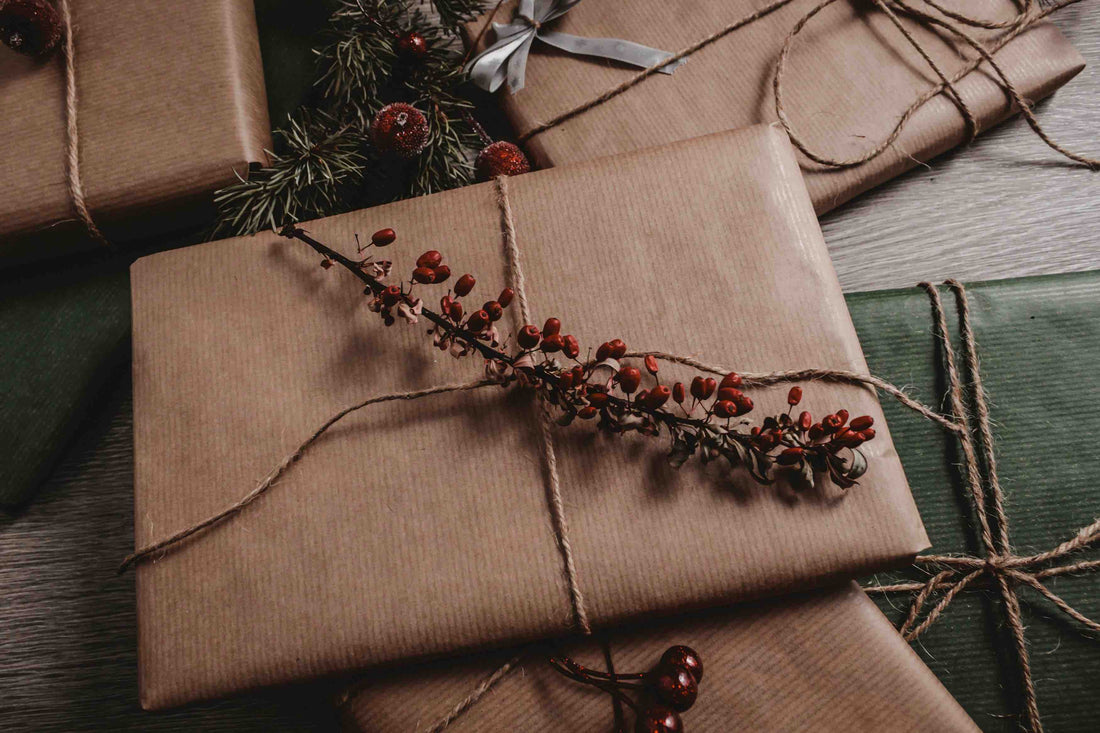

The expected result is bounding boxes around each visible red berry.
[395,30,428,59]
[617,367,642,394]
[517,325,541,349]
[454,274,476,297]
[649,663,698,712]
[588,391,609,407]
[381,285,402,307]
[596,342,614,362]
[432,265,451,283]
[646,385,672,409]
[542,318,561,337]
[714,400,736,418]
[717,387,743,403]
[558,372,574,389]
[562,334,580,359]
[371,228,397,246]
[720,372,742,390]
[483,301,504,322]
[578,405,599,419]
[821,414,842,433]
[447,301,464,321]
[778,447,805,465]
[466,310,489,332]
[416,250,443,269]
[833,428,863,448]
[0,0,61,57]
[733,394,754,416]
[609,339,628,359]
[660,646,703,683]
[689,376,707,400]
[634,705,683,733]
[850,415,874,431]
[798,411,812,430]
[475,141,531,181]
[836,409,850,425]
[703,378,717,399]
[541,334,565,353]
[497,288,515,308]
[644,354,659,375]
[788,386,803,406]
[412,267,435,284]
[859,427,876,441]
[808,423,825,440]
[370,103,429,159]
[672,382,686,404]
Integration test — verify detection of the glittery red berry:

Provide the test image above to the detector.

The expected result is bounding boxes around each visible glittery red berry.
[454,274,476,297]
[649,663,698,712]
[395,30,428,60]
[0,0,61,57]
[476,141,531,181]
[517,324,541,349]
[371,228,396,246]
[660,646,703,683]
[635,705,683,733]
[370,103,429,159]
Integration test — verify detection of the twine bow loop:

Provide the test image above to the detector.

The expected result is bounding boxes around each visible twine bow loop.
[466,0,686,93]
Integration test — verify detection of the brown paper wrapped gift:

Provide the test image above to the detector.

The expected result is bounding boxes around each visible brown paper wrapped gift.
[342,583,979,732]
[130,124,928,709]
[0,0,270,263]
[465,0,1083,214]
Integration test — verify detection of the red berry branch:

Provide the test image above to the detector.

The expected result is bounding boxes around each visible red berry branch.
[546,645,704,733]
[281,225,876,491]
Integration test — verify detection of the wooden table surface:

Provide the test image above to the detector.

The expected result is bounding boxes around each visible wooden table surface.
[1,7,1097,731]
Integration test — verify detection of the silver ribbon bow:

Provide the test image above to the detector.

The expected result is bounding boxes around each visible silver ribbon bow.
[466,0,686,93]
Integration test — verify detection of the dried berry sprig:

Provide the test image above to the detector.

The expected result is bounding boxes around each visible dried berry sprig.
[281,225,875,491]
[546,645,704,733]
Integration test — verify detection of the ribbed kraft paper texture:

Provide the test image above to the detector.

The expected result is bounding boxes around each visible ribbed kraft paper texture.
[465,0,1084,214]
[130,125,927,709]
[0,0,271,261]
[342,583,980,732]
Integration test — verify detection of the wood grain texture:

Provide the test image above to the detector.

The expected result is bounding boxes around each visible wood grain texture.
[0,8,1097,732]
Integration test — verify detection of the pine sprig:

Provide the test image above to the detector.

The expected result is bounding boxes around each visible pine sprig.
[213,0,489,238]
[213,112,368,237]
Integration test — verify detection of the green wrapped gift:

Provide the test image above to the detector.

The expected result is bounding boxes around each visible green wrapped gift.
[852,272,1100,733]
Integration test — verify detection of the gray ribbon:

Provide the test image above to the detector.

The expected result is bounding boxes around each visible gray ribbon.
[466,0,686,93]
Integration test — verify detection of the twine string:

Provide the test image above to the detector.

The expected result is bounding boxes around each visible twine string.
[864,281,1100,733]
[514,0,1097,170]
[58,0,110,247]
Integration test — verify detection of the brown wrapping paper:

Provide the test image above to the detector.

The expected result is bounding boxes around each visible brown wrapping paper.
[0,0,271,263]
[131,124,928,709]
[465,0,1084,214]
[341,583,980,732]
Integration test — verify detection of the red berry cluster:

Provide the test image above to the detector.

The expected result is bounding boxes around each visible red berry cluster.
[548,645,704,733]
[290,225,875,492]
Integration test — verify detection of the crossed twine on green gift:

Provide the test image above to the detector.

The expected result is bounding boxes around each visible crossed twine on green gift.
[862,281,1100,733]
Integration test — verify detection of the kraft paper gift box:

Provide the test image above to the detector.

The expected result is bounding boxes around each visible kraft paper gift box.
[464,0,1084,214]
[0,0,271,264]
[340,583,980,732]
[130,124,929,709]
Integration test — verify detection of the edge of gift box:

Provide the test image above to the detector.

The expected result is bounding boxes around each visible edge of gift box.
[0,0,273,266]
